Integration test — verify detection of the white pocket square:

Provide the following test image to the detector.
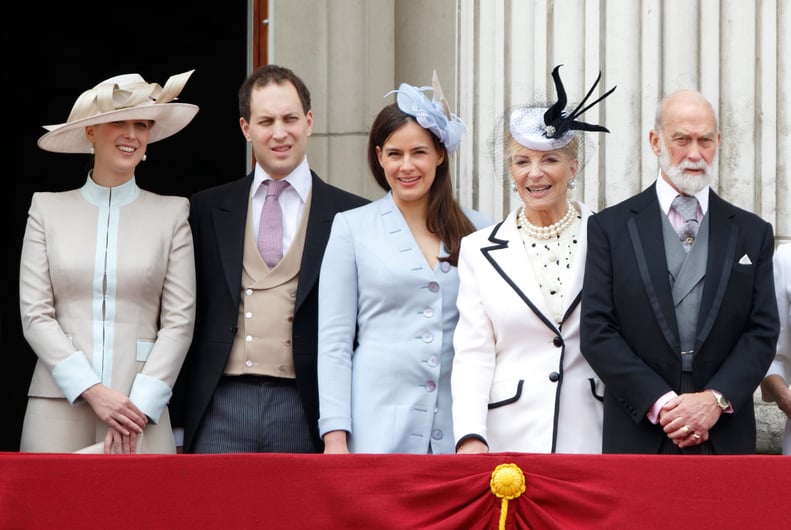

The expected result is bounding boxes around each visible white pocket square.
[738,254,752,265]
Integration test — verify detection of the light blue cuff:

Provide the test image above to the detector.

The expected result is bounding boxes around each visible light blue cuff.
[129,373,172,424]
[51,351,101,404]
[318,416,352,438]
[766,359,787,381]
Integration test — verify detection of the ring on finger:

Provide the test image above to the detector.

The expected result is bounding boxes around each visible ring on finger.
[681,425,690,435]
[692,433,702,440]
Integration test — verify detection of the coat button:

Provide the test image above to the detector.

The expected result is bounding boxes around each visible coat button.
[440,262,451,273]
[549,372,560,382]
[427,355,439,367]
[553,336,563,347]
[425,381,437,392]
[428,281,440,293]
[432,429,443,440]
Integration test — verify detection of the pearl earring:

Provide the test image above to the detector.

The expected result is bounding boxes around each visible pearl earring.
[567,178,576,190]
[90,146,95,155]
[511,183,518,193]
[142,154,147,162]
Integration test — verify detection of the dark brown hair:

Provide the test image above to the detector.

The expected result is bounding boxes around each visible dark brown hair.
[238,64,312,121]
[368,103,475,266]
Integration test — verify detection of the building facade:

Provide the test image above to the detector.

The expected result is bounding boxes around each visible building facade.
[261,0,789,452]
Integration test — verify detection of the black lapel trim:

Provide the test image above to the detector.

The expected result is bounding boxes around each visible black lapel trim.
[696,200,738,349]
[481,222,558,333]
[628,217,678,351]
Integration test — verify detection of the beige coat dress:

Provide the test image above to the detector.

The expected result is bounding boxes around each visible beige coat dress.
[19,176,195,453]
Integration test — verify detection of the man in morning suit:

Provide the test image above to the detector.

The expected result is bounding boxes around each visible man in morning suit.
[171,65,368,453]
[580,89,779,454]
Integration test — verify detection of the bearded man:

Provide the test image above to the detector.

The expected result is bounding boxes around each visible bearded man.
[580,89,779,454]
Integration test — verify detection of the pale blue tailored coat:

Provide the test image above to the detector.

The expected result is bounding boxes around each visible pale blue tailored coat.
[317,192,492,453]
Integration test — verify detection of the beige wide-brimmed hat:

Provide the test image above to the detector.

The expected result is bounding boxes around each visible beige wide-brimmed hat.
[38,69,199,153]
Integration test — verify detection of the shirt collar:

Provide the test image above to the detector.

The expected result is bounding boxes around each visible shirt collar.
[252,156,312,201]
[655,170,709,216]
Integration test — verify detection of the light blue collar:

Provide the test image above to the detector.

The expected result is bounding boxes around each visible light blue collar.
[80,174,140,207]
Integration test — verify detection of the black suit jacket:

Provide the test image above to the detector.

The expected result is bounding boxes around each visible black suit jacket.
[171,171,368,452]
[580,183,779,454]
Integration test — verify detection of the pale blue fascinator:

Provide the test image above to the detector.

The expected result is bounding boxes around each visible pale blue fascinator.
[385,71,467,155]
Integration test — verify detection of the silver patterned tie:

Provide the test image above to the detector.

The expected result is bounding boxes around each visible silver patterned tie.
[671,194,700,251]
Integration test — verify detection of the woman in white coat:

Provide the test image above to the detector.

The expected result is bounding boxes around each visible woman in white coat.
[19,70,198,454]
[761,242,791,454]
[318,73,491,454]
[452,65,614,454]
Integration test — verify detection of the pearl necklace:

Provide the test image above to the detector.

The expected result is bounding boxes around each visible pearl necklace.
[518,200,576,240]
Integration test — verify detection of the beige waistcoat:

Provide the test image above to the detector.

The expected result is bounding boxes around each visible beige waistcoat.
[224,192,311,377]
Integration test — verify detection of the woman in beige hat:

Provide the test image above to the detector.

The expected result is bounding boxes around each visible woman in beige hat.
[19,70,199,454]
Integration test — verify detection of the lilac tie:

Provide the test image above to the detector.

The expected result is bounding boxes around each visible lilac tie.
[671,194,700,251]
[258,179,290,267]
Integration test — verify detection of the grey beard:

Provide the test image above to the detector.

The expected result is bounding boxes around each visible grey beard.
[658,146,715,195]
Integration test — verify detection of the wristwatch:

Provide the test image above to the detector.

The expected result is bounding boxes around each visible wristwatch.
[709,389,730,411]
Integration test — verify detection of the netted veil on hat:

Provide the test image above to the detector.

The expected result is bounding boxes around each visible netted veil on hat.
[37,69,199,153]
[506,64,616,151]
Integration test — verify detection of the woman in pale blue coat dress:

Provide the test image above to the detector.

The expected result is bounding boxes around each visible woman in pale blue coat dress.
[317,74,491,454]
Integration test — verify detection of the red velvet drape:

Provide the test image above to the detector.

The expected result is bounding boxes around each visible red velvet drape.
[1,452,788,529]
